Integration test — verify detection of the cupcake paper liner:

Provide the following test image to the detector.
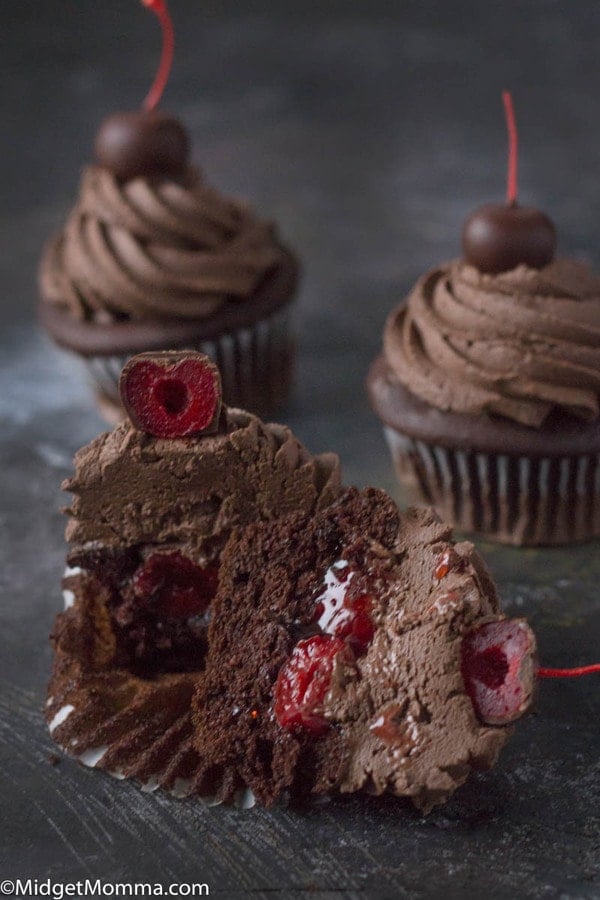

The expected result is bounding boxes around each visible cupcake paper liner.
[46,648,257,810]
[46,569,257,808]
[83,306,294,421]
[384,426,600,546]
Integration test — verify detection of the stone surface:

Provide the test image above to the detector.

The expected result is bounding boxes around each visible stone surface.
[1,0,599,897]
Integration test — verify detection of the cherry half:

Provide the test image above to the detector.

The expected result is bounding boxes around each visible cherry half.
[461,619,537,725]
[274,636,353,736]
[119,351,222,438]
[132,551,219,618]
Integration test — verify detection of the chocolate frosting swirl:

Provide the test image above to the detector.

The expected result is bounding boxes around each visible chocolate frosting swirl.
[384,259,600,427]
[40,166,285,323]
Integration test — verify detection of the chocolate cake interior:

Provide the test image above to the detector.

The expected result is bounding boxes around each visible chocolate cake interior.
[193,487,403,803]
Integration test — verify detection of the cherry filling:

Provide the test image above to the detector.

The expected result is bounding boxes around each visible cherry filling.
[274,636,352,736]
[153,378,189,417]
[434,548,465,581]
[132,552,219,619]
[461,620,536,725]
[119,353,221,438]
[76,546,220,677]
[275,561,376,735]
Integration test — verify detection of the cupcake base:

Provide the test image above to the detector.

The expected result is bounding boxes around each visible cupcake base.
[47,569,243,801]
[39,246,298,422]
[368,356,600,546]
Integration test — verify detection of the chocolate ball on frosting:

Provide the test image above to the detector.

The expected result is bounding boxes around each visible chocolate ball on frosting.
[462,202,556,274]
[94,109,190,181]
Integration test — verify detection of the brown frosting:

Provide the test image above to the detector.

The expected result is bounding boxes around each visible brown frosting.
[327,510,510,809]
[63,408,341,560]
[384,259,600,427]
[40,165,286,323]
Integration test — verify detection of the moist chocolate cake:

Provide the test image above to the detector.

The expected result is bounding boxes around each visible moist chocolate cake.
[192,487,536,811]
[46,351,340,793]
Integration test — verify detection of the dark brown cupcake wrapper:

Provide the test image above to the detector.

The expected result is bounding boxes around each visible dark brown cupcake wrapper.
[48,570,259,808]
[78,307,294,421]
[384,426,600,546]
[46,695,257,809]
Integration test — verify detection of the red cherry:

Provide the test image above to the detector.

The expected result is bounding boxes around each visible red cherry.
[132,552,219,618]
[119,351,222,438]
[274,636,353,735]
[461,619,537,725]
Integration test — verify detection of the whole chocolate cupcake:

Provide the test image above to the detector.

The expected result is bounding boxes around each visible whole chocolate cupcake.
[38,1,299,422]
[367,95,600,546]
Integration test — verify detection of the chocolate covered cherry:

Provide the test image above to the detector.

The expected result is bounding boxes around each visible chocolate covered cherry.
[119,351,222,438]
[94,109,190,181]
[462,203,556,275]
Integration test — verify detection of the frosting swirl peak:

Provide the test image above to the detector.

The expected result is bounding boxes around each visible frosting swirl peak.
[40,166,285,323]
[384,259,600,427]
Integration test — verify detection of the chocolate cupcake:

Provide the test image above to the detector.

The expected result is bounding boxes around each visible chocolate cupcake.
[368,96,600,546]
[46,352,340,794]
[192,488,536,811]
[38,3,299,422]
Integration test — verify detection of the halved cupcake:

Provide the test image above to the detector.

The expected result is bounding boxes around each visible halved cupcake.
[46,352,339,794]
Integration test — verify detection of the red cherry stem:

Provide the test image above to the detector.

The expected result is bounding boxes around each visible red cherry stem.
[502,90,518,205]
[141,0,175,111]
[537,663,600,679]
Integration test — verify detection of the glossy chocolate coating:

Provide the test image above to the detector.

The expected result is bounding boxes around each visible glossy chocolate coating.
[94,109,190,181]
[462,203,556,274]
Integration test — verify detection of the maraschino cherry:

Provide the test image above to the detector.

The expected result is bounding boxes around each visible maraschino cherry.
[462,92,556,274]
[462,619,600,726]
[119,351,222,438]
[94,0,190,181]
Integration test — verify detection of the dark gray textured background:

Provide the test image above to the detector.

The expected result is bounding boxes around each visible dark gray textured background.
[1,1,599,897]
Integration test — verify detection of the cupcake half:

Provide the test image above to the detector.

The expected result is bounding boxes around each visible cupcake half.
[39,112,299,422]
[192,487,536,810]
[46,352,339,794]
